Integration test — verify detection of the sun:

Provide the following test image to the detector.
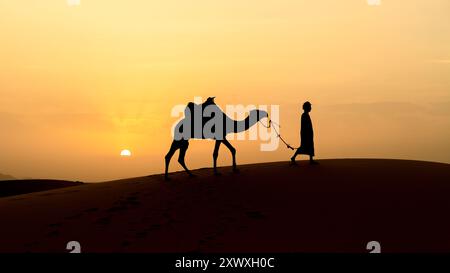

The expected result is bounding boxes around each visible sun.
[120,149,132,157]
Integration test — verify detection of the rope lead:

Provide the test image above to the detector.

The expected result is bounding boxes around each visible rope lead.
[259,117,297,150]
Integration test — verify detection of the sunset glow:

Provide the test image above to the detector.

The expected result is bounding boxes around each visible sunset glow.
[120,149,132,157]
[0,0,449,181]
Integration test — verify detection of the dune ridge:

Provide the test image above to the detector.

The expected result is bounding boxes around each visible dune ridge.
[0,159,449,253]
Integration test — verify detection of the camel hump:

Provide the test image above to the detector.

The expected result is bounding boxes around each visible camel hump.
[184,98,217,117]
[177,97,223,140]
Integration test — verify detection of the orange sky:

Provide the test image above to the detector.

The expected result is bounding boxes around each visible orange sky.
[1,0,449,181]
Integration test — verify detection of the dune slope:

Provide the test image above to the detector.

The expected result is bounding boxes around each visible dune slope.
[0,159,449,253]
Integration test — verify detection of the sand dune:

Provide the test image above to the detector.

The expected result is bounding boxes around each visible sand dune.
[0,173,15,181]
[0,159,449,253]
[0,179,83,198]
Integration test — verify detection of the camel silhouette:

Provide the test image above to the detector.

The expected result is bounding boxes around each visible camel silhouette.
[165,97,269,180]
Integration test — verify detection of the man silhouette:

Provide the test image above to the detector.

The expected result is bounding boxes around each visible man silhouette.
[290,101,318,165]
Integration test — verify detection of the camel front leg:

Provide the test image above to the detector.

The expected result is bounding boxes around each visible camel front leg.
[222,139,238,172]
[213,140,221,175]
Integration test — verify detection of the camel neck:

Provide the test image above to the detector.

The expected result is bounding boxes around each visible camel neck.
[233,114,258,133]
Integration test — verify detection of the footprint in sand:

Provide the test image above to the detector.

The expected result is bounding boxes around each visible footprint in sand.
[47,230,60,237]
[126,196,140,206]
[222,216,237,223]
[238,225,249,232]
[84,207,99,213]
[245,211,265,220]
[147,224,161,231]
[135,231,148,239]
[10,197,27,201]
[61,189,81,194]
[96,193,143,227]
[121,241,131,248]
[107,205,127,213]
[49,223,62,228]
[65,212,83,220]
[23,241,41,247]
[198,234,224,250]
[127,195,138,200]
[107,193,141,213]
[39,192,56,197]
[96,216,111,226]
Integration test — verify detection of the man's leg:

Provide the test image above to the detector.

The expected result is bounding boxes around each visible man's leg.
[290,149,300,164]
[309,155,319,165]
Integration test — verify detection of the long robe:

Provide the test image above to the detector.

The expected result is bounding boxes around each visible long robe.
[296,112,315,156]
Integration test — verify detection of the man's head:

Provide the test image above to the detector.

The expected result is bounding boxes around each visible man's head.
[303,101,312,113]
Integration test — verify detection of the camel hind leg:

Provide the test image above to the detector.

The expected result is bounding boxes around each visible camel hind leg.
[222,139,238,172]
[165,140,193,179]
[177,140,194,177]
[213,140,222,175]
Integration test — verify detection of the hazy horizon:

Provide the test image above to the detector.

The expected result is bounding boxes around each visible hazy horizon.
[1,0,449,181]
